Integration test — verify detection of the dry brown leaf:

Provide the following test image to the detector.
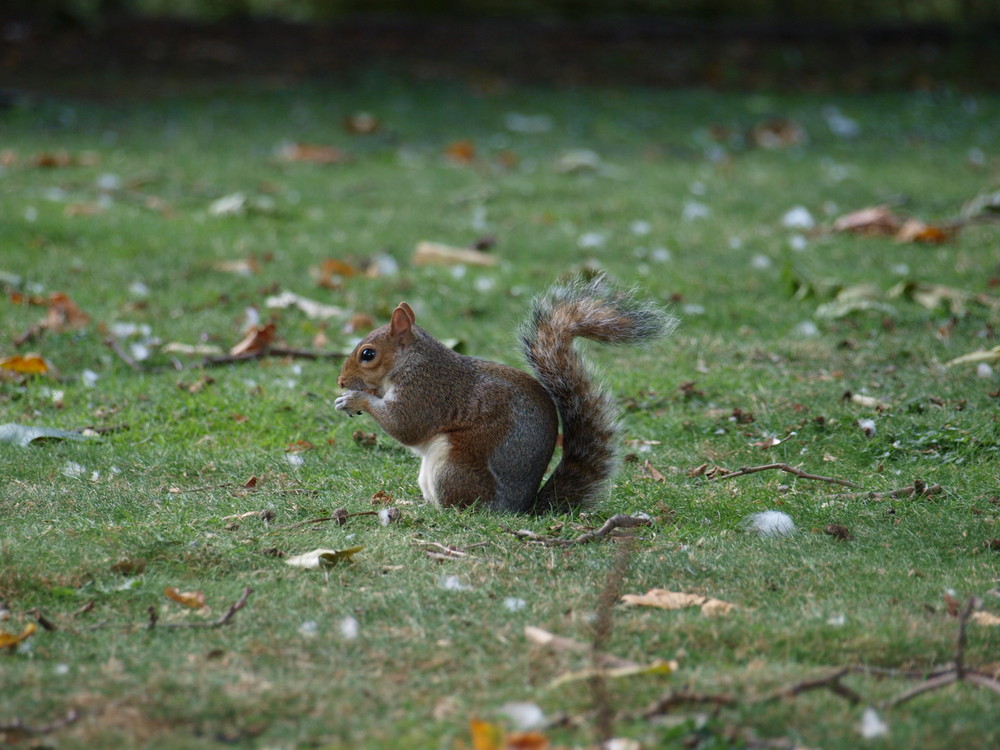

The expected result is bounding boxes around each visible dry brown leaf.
[413,241,497,267]
[832,205,903,235]
[285,440,314,453]
[230,323,276,356]
[444,139,476,164]
[748,117,806,149]
[637,459,666,482]
[894,218,957,244]
[0,353,51,375]
[44,292,91,331]
[165,587,207,609]
[278,142,351,165]
[621,588,737,616]
[313,258,357,289]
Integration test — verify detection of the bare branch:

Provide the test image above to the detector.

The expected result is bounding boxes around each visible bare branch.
[708,463,858,488]
[0,709,81,737]
[762,668,862,705]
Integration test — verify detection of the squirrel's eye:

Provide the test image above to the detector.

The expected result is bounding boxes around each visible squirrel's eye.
[359,347,377,362]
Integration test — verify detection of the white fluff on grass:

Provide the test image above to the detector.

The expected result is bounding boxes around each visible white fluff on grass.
[747,511,797,537]
[858,707,889,739]
[498,702,546,731]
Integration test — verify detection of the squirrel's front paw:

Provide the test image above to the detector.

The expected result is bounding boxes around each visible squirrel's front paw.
[335,391,368,417]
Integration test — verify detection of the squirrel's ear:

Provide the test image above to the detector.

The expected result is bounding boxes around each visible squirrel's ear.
[396,301,415,324]
[390,304,414,340]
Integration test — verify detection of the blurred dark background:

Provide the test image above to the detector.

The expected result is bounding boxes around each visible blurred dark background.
[1,0,998,91]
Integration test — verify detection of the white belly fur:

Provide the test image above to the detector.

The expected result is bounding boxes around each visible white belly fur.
[411,434,450,506]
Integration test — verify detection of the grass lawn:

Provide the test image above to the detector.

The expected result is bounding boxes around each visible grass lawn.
[1,66,999,749]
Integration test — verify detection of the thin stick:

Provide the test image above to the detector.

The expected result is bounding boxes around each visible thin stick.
[762,668,862,705]
[709,463,858,488]
[0,709,81,736]
[884,672,958,708]
[507,514,652,547]
[158,587,253,629]
[103,337,144,372]
[629,691,737,720]
[199,347,345,368]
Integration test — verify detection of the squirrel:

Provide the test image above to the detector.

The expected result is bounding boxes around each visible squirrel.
[335,274,677,514]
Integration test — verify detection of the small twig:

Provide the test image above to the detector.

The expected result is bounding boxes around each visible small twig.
[709,463,858,488]
[157,587,253,629]
[762,668,862,705]
[507,514,652,547]
[882,595,999,708]
[625,691,737,721]
[103,337,144,372]
[27,609,58,632]
[199,347,345,368]
[827,482,945,501]
[419,541,489,560]
[0,709,81,737]
[884,672,959,708]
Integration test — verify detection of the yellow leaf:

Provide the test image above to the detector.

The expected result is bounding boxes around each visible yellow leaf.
[548,658,677,689]
[0,354,51,374]
[165,586,207,609]
[0,622,37,650]
[469,718,505,750]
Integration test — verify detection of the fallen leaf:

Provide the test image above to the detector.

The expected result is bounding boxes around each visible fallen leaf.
[971,611,1000,626]
[0,622,37,650]
[230,323,276,356]
[164,586,207,609]
[548,658,677,689]
[754,436,782,449]
[278,142,351,165]
[469,718,505,750]
[265,290,347,320]
[412,241,498,267]
[44,292,90,331]
[444,140,476,164]
[285,440,314,453]
[0,354,51,375]
[748,117,806,149]
[894,218,957,244]
[313,258,357,289]
[832,205,902,235]
[0,423,90,447]
[848,393,888,410]
[524,625,638,669]
[621,588,737,616]
[637,459,665,481]
[213,257,260,276]
[285,546,364,569]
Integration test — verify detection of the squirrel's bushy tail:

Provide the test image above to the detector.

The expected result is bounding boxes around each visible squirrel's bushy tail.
[519,274,677,514]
